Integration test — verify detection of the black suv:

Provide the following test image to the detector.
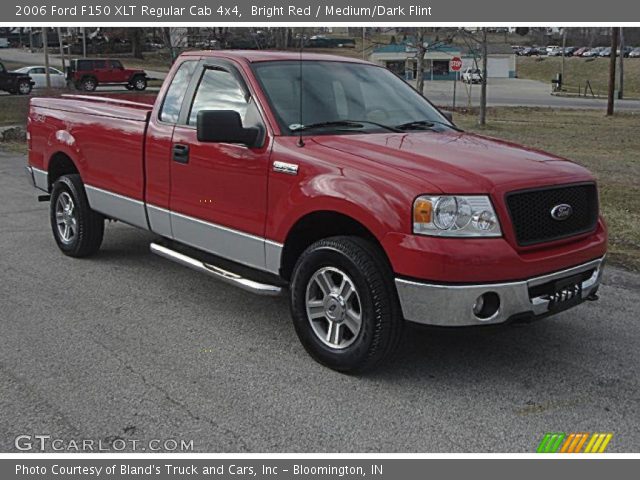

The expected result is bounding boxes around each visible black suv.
[0,61,34,95]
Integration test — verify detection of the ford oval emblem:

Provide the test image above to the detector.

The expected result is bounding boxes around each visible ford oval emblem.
[550,203,573,221]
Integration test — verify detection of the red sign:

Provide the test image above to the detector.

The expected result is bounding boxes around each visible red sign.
[450,57,463,71]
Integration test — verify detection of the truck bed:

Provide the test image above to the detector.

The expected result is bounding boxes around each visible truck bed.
[29,94,155,209]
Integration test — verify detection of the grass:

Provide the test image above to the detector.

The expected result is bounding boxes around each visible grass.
[456,107,640,271]
[0,96,29,126]
[517,56,640,98]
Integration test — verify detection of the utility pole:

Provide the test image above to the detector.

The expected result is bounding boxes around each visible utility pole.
[43,28,51,89]
[57,28,66,75]
[561,28,567,87]
[606,27,618,116]
[82,27,87,57]
[479,28,488,126]
[618,27,624,99]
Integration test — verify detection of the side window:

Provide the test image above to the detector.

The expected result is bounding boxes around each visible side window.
[159,60,197,124]
[31,68,46,74]
[77,60,91,71]
[188,68,249,126]
[110,60,123,69]
[93,60,107,69]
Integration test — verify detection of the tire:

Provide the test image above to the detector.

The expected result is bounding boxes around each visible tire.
[50,174,104,257]
[132,76,147,91]
[290,236,403,373]
[81,77,97,92]
[17,80,32,95]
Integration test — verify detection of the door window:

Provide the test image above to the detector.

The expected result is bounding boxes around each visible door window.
[187,68,251,126]
[159,60,197,124]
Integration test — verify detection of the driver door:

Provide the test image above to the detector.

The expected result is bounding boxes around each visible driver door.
[169,60,272,271]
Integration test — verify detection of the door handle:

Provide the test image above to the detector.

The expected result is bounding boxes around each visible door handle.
[172,144,189,164]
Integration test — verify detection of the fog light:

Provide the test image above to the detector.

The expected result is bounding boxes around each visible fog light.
[473,292,500,320]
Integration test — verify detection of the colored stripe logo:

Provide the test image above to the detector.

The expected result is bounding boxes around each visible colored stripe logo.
[537,433,613,453]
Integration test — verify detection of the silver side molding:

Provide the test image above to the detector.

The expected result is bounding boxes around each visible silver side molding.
[85,185,148,229]
[150,243,283,297]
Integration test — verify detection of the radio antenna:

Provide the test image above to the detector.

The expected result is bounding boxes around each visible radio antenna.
[297,29,305,147]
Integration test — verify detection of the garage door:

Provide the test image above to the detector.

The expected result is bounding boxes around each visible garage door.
[487,58,509,78]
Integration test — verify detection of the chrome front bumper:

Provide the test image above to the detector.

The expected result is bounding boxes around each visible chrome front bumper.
[395,256,605,327]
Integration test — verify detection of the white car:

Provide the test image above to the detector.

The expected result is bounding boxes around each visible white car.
[461,68,483,84]
[13,66,66,89]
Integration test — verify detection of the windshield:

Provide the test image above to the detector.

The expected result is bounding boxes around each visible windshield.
[252,61,452,135]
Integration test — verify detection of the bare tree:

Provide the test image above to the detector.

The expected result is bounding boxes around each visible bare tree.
[130,28,144,59]
[607,27,619,116]
[479,28,488,125]
[43,28,51,88]
[458,28,489,125]
[414,28,427,94]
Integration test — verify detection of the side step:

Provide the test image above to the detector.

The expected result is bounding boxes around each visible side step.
[150,243,283,297]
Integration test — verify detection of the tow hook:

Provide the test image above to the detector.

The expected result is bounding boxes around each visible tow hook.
[37,194,51,202]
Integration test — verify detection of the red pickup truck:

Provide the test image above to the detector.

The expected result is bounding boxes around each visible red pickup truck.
[26,51,607,372]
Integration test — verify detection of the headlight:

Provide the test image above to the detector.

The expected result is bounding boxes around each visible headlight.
[413,195,501,237]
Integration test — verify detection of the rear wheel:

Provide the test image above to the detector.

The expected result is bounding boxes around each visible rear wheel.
[50,174,104,257]
[17,80,32,95]
[290,236,403,373]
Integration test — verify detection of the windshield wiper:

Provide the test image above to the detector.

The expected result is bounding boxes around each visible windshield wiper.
[395,119,460,131]
[290,120,402,133]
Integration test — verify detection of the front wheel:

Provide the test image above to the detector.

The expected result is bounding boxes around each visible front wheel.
[50,174,104,257]
[81,77,97,92]
[290,237,403,373]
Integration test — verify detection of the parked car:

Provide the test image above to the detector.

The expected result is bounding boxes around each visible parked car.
[461,67,483,84]
[547,47,563,56]
[629,47,640,58]
[598,47,612,57]
[619,46,633,57]
[582,47,603,57]
[0,38,9,48]
[573,47,589,57]
[0,61,34,95]
[518,47,535,56]
[563,47,577,56]
[66,58,148,92]
[13,66,66,89]
[26,51,607,372]
[546,45,561,54]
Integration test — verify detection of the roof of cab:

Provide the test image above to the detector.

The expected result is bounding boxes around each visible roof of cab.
[179,50,374,64]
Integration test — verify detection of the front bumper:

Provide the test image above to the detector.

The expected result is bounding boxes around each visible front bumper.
[395,256,605,326]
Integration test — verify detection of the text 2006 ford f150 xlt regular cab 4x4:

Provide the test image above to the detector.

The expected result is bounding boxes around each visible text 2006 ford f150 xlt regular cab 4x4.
[26,51,607,372]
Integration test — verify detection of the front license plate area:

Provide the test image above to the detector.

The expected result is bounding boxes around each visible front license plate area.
[547,274,583,312]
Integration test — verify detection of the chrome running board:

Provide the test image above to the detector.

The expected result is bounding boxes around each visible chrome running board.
[150,243,283,296]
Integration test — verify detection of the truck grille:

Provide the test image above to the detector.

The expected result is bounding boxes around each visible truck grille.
[506,183,599,246]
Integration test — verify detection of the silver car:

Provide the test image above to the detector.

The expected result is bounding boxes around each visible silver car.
[12,66,66,89]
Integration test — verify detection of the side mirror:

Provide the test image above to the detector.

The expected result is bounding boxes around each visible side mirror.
[197,110,260,147]
[442,110,454,123]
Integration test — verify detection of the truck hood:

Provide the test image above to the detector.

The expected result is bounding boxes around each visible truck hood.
[312,130,593,193]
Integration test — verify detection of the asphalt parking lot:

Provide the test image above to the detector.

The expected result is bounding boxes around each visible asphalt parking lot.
[1,150,639,452]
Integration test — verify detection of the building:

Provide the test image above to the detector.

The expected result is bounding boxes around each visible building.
[369,41,516,80]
